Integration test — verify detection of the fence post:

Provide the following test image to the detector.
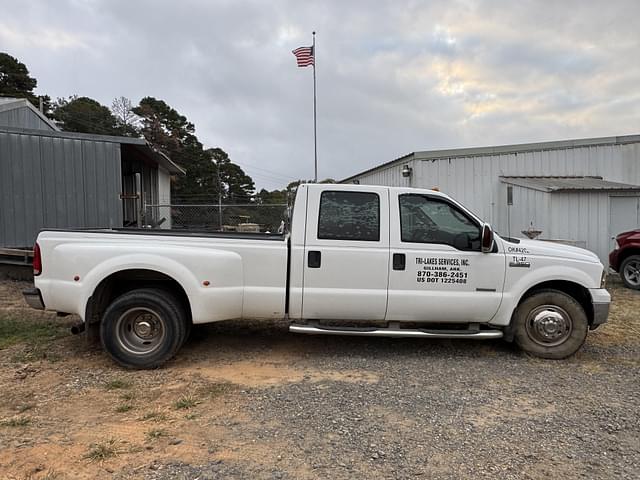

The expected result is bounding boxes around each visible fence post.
[135,173,142,228]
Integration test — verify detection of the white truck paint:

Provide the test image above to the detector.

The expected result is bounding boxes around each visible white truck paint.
[24,184,610,368]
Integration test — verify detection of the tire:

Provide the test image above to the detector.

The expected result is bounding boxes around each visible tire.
[100,288,187,369]
[620,255,640,290]
[512,289,588,359]
[182,315,193,347]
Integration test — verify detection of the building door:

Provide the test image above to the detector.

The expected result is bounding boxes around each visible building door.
[302,186,390,320]
[610,196,640,249]
[121,173,142,227]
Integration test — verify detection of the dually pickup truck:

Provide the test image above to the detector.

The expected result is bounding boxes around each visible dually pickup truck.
[24,184,610,368]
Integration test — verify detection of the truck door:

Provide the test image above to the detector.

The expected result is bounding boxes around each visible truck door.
[302,185,390,320]
[386,191,505,323]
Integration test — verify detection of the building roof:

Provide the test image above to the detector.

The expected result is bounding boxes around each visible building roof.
[0,125,185,175]
[499,176,640,193]
[0,97,59,131]
[341,133,640,183]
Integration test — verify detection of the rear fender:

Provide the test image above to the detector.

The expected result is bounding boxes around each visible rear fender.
[43,243,243,323]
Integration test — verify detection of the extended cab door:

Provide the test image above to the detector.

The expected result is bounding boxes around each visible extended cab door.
[386,190,505,323]
[302,185,390,320]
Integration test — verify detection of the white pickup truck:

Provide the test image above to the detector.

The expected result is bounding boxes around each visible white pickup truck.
[24,184,610,368]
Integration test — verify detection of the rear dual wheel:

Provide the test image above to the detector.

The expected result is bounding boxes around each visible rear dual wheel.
[512,289,588,359]
[100,288,189,369]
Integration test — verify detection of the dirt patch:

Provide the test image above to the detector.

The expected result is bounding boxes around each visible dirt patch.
[185,360,379,387]
[468,395,557,428]
[0,281,379,479]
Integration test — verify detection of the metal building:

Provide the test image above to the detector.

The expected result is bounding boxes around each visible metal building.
[342,134,640,265]
[0,97,184,251]
[0,97,58,131]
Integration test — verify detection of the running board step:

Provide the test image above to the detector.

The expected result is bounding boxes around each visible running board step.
[289,324,503,339]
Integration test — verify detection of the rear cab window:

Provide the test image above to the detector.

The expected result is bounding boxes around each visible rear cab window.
[318,191,380,241]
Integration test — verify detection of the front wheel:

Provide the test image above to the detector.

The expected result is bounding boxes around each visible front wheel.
[512,289,588,359]
[100,288,187,369]
[620,255,640,290]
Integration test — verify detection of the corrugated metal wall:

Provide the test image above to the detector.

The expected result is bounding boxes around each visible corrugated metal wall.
[548,192,610,261]
[506,184,551,237]
[0,106,55,131]
[346,140,640,264]
[0,130,123,248]
[356,159,415,188]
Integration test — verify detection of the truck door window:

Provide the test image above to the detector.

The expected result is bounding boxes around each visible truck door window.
[399,194,481,250]
[318,191,380,241]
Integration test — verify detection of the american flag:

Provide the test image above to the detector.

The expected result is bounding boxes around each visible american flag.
[292,46,314,67]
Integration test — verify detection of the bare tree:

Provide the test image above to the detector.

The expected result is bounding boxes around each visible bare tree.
[111,96,139,134]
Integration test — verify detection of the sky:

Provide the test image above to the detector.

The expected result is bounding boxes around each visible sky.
[1,0,639,190]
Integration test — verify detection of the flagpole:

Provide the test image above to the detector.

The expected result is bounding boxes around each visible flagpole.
[312,31,317,183]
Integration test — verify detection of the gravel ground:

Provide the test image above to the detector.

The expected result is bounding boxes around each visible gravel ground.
[139,341,638,480]
[1,278,639,479]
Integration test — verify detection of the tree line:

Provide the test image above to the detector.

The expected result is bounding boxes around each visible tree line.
[0,52,314,206]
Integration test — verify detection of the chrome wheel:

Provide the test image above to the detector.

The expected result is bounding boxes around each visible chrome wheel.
[623,259,640,287]
[115,307,166,355]
[525,305,573,347]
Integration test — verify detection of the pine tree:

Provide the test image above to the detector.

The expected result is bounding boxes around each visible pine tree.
[0,52,51,114]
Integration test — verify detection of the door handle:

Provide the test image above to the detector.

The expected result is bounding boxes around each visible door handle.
[393,253,406,270]
[308,250,321,268]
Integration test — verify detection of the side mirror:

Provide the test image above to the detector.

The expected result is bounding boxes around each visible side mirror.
[481,223,494,253]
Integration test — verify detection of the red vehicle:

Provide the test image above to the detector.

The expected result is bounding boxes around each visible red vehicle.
[610,230,640,290]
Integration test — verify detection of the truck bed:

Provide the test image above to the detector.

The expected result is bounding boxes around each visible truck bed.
[34,228,289,323]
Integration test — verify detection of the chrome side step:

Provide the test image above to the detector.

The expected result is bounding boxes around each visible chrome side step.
[289,323,503,339]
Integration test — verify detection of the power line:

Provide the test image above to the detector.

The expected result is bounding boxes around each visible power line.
[245,171,295,186]
[236,161,298,181]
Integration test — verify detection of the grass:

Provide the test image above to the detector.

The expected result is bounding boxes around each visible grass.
[115,403,134,413]
[15,403,35,413]
[590,281,640,349]
[185,413,199,420]
[119,391,136,401]
[174,395,198,410]
[200,381,237,399]
[146,428,167,440]
[0,313,70,350]
[0,416,30,427]
[139,410,168,422]
[24,469,61,480]
[83,438,121,462]
[105,379,133,390]
[11,344,62,363]
[40,470,61,480]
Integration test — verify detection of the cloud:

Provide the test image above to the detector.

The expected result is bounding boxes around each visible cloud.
[1,0,639,187]
[0,24,91,51]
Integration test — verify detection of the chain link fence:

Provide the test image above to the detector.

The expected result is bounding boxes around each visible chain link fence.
[143,204,289,233]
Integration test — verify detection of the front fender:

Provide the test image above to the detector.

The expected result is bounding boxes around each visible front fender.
[490,264,597,327]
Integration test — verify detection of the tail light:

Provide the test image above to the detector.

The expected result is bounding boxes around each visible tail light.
[33,242,42,276]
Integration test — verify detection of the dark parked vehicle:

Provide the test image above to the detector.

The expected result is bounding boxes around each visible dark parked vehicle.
[610,230,640,290]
